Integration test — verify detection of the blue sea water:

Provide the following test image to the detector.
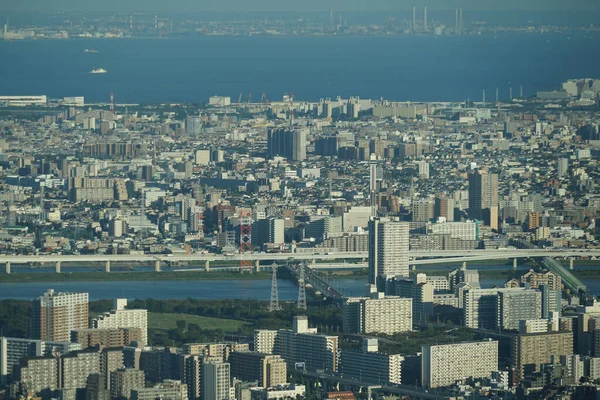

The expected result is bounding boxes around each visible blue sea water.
[0,33,599,104]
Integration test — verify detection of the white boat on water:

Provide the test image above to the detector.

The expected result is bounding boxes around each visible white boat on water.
[90,68,107,74]
[84,49,99,53]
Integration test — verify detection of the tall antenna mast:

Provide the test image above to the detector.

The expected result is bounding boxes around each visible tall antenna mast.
[269,263,282,312]
[110,91,115,114]
[297,261,307,310]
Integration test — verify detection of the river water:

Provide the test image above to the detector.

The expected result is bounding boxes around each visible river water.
[0,263,598,300]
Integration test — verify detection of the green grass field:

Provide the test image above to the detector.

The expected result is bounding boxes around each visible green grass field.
[148,312,248,332]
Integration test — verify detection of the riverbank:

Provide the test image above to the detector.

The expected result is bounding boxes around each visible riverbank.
[0,270,271,283]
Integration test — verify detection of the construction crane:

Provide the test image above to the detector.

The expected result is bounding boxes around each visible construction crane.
[261,92,270,103]
[247,92,252,104]
[238,92,243,104]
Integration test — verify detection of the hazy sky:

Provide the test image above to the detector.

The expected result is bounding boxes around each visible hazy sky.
[1,0,598,12]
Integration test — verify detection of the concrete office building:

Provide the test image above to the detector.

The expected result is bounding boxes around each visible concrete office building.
[468,170,499,230]
[186,116,203,135]
[229,352,287,388]
[497,289,542,331]
[422,340,498,388]
[0,337,80,385]
[203,362,231,400]
[132,379,188,400]
[267,128,306,161]
[339,339,402,385]
[368,217,410,289]
[91,299,148,345]
[558,158,569,178]
[511,331,574,379]
[343,294,412,335]
[31,289,89,342]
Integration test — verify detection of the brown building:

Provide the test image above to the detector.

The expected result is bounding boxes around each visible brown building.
[527,212,541,231]
[520,269,562,291]
[71,328,142,349]
[229,352,287,388]
[511,331,573,379]
[31,289,89,342]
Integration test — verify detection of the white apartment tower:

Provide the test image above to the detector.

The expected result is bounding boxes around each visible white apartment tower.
[91,299,148,345]
[369,217,410,289]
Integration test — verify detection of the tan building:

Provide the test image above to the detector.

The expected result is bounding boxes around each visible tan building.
[511,331,574,379]
[71,327,142,349]
[343,294,412,335]
[182,342,250,362]
[229,352,287,388]
[520,269,562,291]
[31,289,89,342]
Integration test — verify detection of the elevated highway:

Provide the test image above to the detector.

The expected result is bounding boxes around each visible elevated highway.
[0,248,596,273]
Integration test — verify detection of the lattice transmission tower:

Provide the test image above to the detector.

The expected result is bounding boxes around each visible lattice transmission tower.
[297,261,307,310]
[269,263,282,312]
[239,208,253,272]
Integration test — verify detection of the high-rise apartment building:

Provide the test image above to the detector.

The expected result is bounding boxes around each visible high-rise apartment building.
[339,339,403,385]
[368,217,410,289]
[468,170,499,230]
[497,289,542,331]
[203,362,231,400]
[253,330,278,355]
[511,331,574,379]
[16,356,60,394]
[267,128,306,161]
[0,337,80,385]
[90,299,148,345]
[343,294,412,335]
[61,350,101,391]
[422,340,498,388]
[229,352,287,388]
[258,317,338,373]
[434,194,455,222]
[110,368,145,399]
[31,289,89,342]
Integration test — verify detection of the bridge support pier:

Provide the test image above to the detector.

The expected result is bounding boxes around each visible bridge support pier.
[205,260,210,271]
[5,262,10,274]
[105,261,110,273]
[462,261,467,270]
[311,259,316,267]
[411,264,416,272]
[255,260,260,272]
[55,261,61,273]
[154,260,161,272]
[570,258,574,270]
[513,258,518,270]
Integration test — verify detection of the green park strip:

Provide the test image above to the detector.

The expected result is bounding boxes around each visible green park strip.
[148,312,249,333]
[0,270,271,282]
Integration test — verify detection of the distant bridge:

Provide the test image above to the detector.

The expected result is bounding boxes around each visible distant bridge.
[0,248,595,274]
